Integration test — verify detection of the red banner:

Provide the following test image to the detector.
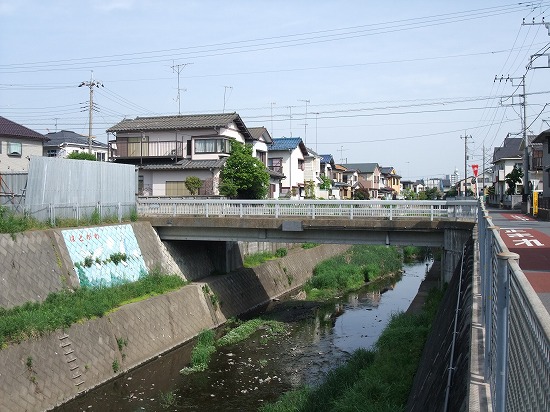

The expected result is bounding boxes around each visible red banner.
[471,164,479,177]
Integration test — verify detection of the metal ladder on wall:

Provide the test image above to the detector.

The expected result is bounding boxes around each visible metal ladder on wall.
[59,334,85,391]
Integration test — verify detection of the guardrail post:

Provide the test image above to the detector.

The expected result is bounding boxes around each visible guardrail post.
[430,204,434,221]
[205,203,209,218]
[240,203,243,218]
[118,202,122,222]
[495,251,519,412]
[275,204,279,218]
[389,204,393,220]
[350,204,354,220]
[311,204,315,219]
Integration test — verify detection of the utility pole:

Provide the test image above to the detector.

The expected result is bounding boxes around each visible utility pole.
[78,71,103,154]
[287,106,293,137]
[311,112,319,152]
[460,133,472,197]
[298,99,310,144]
[223,86,233,113]
[270,102,276,136]
[497,74,529,200]
[171,62,193,115]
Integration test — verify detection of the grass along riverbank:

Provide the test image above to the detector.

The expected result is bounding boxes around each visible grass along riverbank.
[0,271,186,348]
[305,244,404,300]
[260,287,444,412]
[180,318,286,375]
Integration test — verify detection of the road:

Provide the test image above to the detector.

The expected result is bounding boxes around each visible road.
[485,207,550,313]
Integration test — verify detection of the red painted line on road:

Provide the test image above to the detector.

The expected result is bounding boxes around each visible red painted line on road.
[524,271,550,293]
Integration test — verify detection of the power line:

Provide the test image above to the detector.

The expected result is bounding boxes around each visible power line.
[1,2,545,73]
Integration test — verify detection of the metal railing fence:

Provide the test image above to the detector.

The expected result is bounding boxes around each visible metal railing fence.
[136,198,478,221]
[3,202,136,226]
[478,202,550,412]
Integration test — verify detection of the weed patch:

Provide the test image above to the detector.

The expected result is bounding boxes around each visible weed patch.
[260,288,443,412]
[0,273,186,348]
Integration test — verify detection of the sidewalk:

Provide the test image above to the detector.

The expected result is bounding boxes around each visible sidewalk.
[484,207,550,313]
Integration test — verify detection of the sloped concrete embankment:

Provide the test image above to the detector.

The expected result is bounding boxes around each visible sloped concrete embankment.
[0,231,349,412]
[0,222,184,309]
[406,238,474,412]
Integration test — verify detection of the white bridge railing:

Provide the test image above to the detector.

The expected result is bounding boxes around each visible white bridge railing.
[136,198,478,221]
[479,202,550,411]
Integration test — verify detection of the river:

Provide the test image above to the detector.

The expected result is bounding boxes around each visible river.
[56,260,431,411]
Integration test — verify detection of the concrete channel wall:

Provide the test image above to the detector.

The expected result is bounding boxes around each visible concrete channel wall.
[0,221,350,412]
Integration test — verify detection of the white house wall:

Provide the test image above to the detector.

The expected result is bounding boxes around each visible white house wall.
[142,169,218,196]
[0,138,43,172]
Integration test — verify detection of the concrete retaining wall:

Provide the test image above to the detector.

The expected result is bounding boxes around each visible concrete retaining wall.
[0,222,183,309]
[0,222,350,412]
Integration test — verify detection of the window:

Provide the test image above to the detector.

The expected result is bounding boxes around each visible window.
[256,150,267,164]
[187,139,192,156]
[47,149,58,157]
[166,181,186,196]
[96,152,106,162]
[7,142,22,156]
[298,159,304,171]
[268,157,283,173]
[194,138,231,154]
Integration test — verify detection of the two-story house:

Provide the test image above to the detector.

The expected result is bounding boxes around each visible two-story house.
[533,128,550,210]
[248,126,283,198]
[491,136,524,202]
[108,113,260,197]
[318,154,338,199]
[342,163,381,199]
[380,167,401,198]
[44,130,108,161]
[0,116,47,172]
[267,137,308,198]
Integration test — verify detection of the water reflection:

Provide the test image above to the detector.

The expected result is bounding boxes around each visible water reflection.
[57,260,430,412]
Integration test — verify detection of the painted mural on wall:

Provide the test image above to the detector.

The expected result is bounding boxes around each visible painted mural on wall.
[62,225,147,287]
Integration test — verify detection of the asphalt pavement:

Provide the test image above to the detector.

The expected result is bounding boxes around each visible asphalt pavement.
[485,207,550,313]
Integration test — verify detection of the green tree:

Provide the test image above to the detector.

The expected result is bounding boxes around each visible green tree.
[319,175,332,190]
[353,187,370,200]
[419,187,441,200]
[445,186,458,198]
[219,141,269,199]
[505,165,523,195]
[402,188,418,200]
[67,152,97,161]
[184,176,203,196]
[304,180,316,199]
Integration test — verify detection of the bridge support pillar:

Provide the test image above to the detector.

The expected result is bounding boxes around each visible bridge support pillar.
[207,241,243,274]
[442,227,473,283]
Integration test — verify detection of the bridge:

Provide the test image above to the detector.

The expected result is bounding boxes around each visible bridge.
[138,198,477,282]
[137,197,550,411]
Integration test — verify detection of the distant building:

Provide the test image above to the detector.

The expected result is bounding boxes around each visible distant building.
[44,130,108,161]
[0,116,47,172]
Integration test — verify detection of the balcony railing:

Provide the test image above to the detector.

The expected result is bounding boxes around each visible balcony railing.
[112,141,184,158]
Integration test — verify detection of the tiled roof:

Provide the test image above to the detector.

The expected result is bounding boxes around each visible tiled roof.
[305,147,320,157]
[140,158,227,170]
[320,154,334,164]
[342,163,379,173]
[0,116,46,140]
[44,130,107,148]
[492,137,522,163]
[269,137,303,151]
[107,112,252,138]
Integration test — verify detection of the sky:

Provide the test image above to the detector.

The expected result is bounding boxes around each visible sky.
[2,0,550,181]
